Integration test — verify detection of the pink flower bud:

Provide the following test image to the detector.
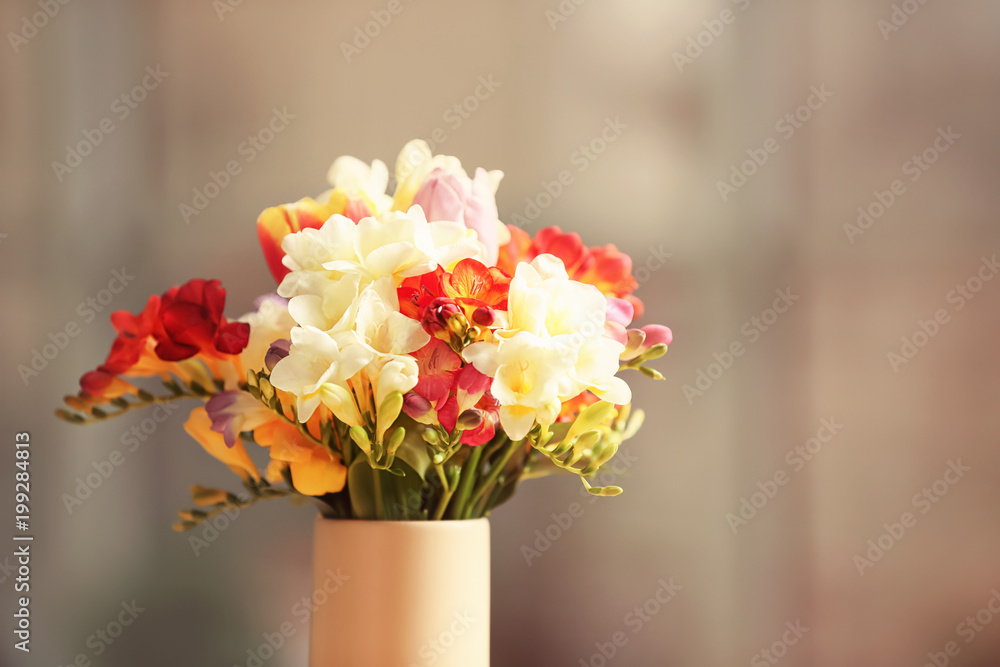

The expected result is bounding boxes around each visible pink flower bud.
[641,324,672,348]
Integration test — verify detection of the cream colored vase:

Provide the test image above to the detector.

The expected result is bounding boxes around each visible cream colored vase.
[309,516,491,667]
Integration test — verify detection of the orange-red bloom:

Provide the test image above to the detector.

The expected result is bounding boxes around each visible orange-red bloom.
[498,225,644,318]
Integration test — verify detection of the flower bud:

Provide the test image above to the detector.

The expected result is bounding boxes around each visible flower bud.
[403,393,433,419]
[264,338,291,372]
[422,297,463,335]
[456,408,484,430]
[471,306,495,327]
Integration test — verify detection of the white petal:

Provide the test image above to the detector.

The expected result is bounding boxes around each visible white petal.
[463,341,500,376]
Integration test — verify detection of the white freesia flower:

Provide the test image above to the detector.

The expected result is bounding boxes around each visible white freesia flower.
[268,325,373,423]
[277,207,486,331]
[348,277,431,357]
[491,332,576,441]
[238,295,297,373]
[326,153,392,214]
[464,255,631,439]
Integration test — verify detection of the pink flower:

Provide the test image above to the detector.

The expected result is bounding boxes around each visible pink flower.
[412,167,501,265]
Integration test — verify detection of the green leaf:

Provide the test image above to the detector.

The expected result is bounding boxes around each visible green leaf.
[347,457,425,520]
[393,418,432,480]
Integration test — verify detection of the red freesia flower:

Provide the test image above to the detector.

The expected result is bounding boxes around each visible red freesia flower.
[498,225,644,318]
[156,279,250,361]
[77,279,249,397]
[398,268,445,320]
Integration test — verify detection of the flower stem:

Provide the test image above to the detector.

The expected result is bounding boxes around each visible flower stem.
[449,446,483,520]
[373,466,384,519]
[468,437,519,513]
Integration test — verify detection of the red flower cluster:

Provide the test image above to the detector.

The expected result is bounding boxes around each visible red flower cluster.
[80,279,249,397]
[398,258,510,341]
[404,339,500,446]
[498,225,644,318]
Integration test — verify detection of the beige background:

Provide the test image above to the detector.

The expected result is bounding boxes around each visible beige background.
[2,0,999,665]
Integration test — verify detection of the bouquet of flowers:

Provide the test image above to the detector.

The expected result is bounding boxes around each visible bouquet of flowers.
[57,140,671,525]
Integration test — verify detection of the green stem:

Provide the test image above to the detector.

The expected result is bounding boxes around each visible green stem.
[468,438,519,512]
[432,479,456,521]
[373,467,385,519]
[58,390,201,425]
[449,446,483,520]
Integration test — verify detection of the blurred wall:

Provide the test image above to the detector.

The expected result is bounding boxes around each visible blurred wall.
[1,0,999,666]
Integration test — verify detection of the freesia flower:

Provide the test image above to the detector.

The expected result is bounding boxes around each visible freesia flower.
[413,167,504,265]
[464,255,631,439]
[498,225,644,318]
[156,279,250,361]
[471,331,577,440]
[326,152,392,215]
[76,280,248,398]
[277,207,487,332]
[206,390,277,447]
[237,295,297,374]
[254,420,347,496]
[256,194,356,283]
[184,408,261,482]
[268,325,373,423]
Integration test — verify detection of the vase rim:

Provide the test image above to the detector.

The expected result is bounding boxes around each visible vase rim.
[314,514,490,525]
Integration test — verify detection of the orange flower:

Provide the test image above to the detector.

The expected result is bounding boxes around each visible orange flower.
[254,420,347,496]
[184,408,261,482]
[442,258,510,311]
[257,191,372,283]
[497,225,644,318]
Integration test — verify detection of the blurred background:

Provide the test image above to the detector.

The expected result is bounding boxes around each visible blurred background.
[2,0,999,665]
